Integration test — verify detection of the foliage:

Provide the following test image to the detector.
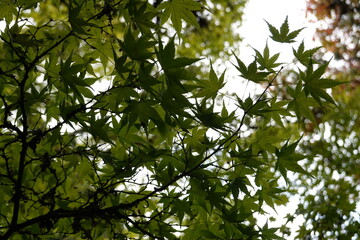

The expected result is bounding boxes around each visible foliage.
[284,86,360,239]
[153,0,246,59]
[174,0,246,59]
[0,0,341,239]
[306,0,360,71]
[272,0,360,238]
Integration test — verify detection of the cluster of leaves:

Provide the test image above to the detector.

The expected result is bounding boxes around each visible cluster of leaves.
[282,85,360,239]
[0,0,342,239]
[268,1,360,238]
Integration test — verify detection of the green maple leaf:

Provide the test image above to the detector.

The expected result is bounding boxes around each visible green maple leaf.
[276,138,312,183]
[119,31,155,60]
[195,101,228,130]
[133,2,159,34]
[157,37,199,70]
[123,101,166,134]
[264,99,291,128]
[293,41,321,66]
[158,0,203,35]
[252,128,287,154]
[232,52,270,82]
[194,63,225,100]
[79,117,114,144]
[156,37,199,95]
[266,17,304,43]
[300,61,345,105]
[287,82,319,122]
[253,43,281,71]
[237,96,273,117]
[68,4,96,35]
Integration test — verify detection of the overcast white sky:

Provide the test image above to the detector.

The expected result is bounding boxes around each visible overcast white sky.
[239,0,317,51]
[223,0,321,103]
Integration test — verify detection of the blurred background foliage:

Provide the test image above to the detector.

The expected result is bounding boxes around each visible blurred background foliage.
[280,0,360,239]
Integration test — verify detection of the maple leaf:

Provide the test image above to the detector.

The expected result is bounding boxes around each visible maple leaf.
[266,17,304,43]
[158,0,203,35]
[194,63,226,100]
[232,52,270,82]
[293,41,321,66]
[300,61,345,105]
[275,138,313,183]
[287,82,319,122]
[253,43,281,71]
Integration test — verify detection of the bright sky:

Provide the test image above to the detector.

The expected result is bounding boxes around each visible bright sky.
[240,0,317,49]
[224,0,320,105]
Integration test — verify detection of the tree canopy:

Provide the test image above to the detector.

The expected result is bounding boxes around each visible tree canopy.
[0,0,346,239]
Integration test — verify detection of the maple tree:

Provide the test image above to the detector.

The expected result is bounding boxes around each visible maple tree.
[0,0,343,239]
